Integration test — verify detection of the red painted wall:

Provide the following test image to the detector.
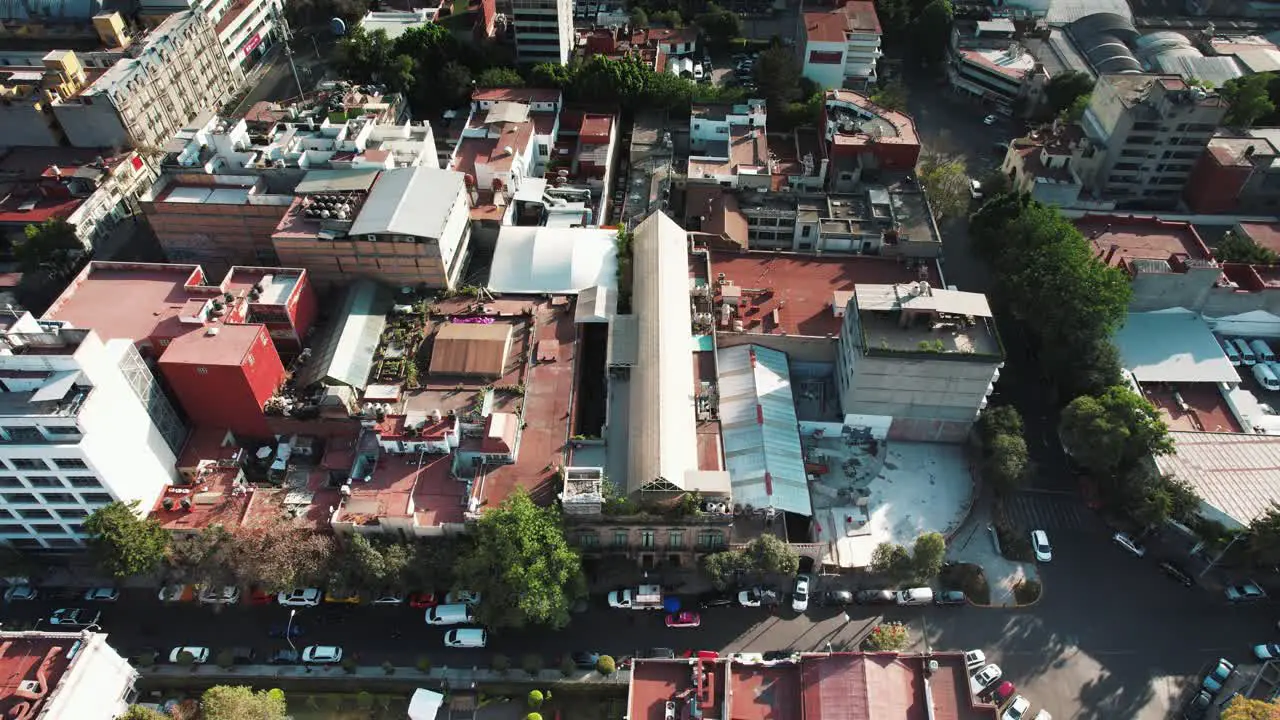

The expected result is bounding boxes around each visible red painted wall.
[159,327,285,439]
[287,270,319,343]
[1183,154,1248,215]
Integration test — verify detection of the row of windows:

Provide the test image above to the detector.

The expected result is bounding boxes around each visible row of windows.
[0,491,110,505]
[9,538,82,550]
[575,530,727,549]
[0,506,88,520]
[0,475,100,489]
[3,458,88,471]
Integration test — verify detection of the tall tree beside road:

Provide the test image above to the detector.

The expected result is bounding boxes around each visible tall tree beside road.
[1220,694,1280,720]
[1058,385,1173,478]
[917,153,971,222]
[984,433,1029,495]
[200,686,287,720]
[1222,73,1276,129]
[869,79,909,113]
[475,67,526,88]
[753,47,803,114]
[916,0,954,65]
[702,549,753,590]
[229,521,335,592]
[1246,507,1280,569]
[18,219,82,278]
[119,707,168,720]
[166,525,236,587]
[84,501,170,579]
[742,534,800,576]
[1043,71,1095,119]
[454,489,585,629]
[694,4,742,50]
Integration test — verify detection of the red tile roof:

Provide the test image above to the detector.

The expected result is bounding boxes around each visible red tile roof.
[471,88,562,103]
[1237,222,1280,255]
[805,1,881,43]
[0,633,76,718]
[1074,215,1213,268]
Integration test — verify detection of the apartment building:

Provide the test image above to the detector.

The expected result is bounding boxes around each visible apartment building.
[0,313,182,550]
[688,101,770,190]
[139,0,283,69]
[512,0,574,65]
[823,89,920,190]
[52,11,243,150]
[1000,124,1101,208]
[946,20,1044,113]
[800,1,882,90]
[1076,73,1227,207]
[0,631,138,718]
[1183,132,1280,214]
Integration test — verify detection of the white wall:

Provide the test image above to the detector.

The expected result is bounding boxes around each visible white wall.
[43,632,138,720]
[802,40,847,89]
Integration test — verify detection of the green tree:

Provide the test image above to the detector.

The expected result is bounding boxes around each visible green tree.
[1221,694,1280,720]
[916,0,954,65]
[166,525,235,587]
[334,27,393,84]
[475,67,526,88]
[1130,472,1201,529]
[912,532,946,580]
[694,3,742,48]
[119,706,168,720]
[17,219,82,278]
[702,549,752,589]
[84,501,169,579]
[863,622,910,651]
[454,489,585,629]
[753,47,802,113]
[1059,385,1173,477]
[651,9,683,27]
[1062,93,1091,122]
[869,542,912,579]
[869,79,909,112]
[1246,505,1280,569]
[529,62,576,89]
[228,519,334,591]
[1043,71,1095,118]
[1216,230,1279,265]
[741,534,800,576]
[984,433,1029,495]
[387,54,416,94]
[1222,73,1276,128]
[629,6,650,27]
[979,405,1023,447]
[918,152,971,222]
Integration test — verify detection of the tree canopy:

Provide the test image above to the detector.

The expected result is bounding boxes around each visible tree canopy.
[17,219,82,279]
[918,152,971,222]
[915,0,954,65]
[1059,385,1173,477]
[1221,695,1280,720]
[454,489,584,629]
[869,79,909,113]
[702,534,800,588]
[84,501,170,579]
[475,67,526,88]
[119,706,168,720]
[228,520,335,592]
[872,0,952,63]
[1246,506,1280,569]
[200,686,287,720]
[1222,73,1276,129]
[752,47,803,114]
[1216,230,1279,265]
[694,3,742,49]
[528,55,746,112]
[1044,71,1094,119]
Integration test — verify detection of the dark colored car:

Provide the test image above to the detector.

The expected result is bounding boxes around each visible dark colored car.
[698,591,736,609]
[855,589,896,605]
[820,590,854,607]
[268,648,300,665]
[1184,690,1212,719]
[763,650,794,661]
[640,648,676,659]
[408,592,439,609]
[1159,561,1194,587]
[935,590,967,606]
[227,646,257,665]
[268,623,303,639]
[571,651,601,669]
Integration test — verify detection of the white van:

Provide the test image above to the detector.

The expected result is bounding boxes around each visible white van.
[1251,339,1277,364]
[1255,363,1280,391]
[425,603,475,626]
[443,628,487,648]
[1233,339,1257,366]
[1222,339,1241,366]
[896,587,934,606]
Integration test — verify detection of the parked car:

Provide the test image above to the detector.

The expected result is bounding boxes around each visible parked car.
[1003,695,1031,720]
[1112,532,1146,557]
[169,646,209,664]
[665,611,702,628]
[1254,643,1280,660]
[738,586,779,607]
[971,664,1002,693]
[268,622,304,639]
[1202,658,1234,694]
[990,681,1017,705]
[1158,561,1194,587]
[248,588,273,605]
[1183,689,1213,719]
[820,590,854,606]
[83,587,119,602]
[302,645,343,664]
[685,650,721,660]
[4,585,37,602]
[935,590,967,606]
[964,650,986,669]
[444,590,482,606]
[791,575,811,613]
[323,590,361,605]
[48,608,99,627]
[640,648,677,659]
[268,648,300,665]
[370,593,405,606]
[571,651,601,669]
[158,584,196,603]
[199,586,240,605]
[408,592,439,609]
[1030,530,1052,562]
[227,646,257,665]
[855,589,897,605]
[698,591,736,609]
[984,114,998,125]
[1225,582,1266,603]
[277,588,322,607]
[969,179,984,200]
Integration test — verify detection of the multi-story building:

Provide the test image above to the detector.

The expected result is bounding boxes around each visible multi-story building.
[139,0,284,69]
[946,19,1045,114]
[688,101,770,190]
[51,11,243,150]
[836,281,1003,442]
[1183,132,1280,215]
[0,630,138,717]
[0,313,182,550]
[800,1,882,90]
[512,0,574,65]
[1000,123,1106,209]
[43,261,317,438]
[272,166,473,289]
[1075,73,1227,207]
[822,89,920,190]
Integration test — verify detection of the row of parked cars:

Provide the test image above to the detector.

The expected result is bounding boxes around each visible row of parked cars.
[161,644,344,666]
[1220,337,1280,390]
[965,650,1051,720]
[698,584,967,610]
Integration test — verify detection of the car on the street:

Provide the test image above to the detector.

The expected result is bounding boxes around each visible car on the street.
[641,648,677,659]
[158,584,196,603]
[855,589,896,605]
[935,590,967,606]
[227,647,257,665]
[277,588,322,606]
[571,651,601,669]
[984,114,998,125]
[990,681,1016,705]
[1159,561,1194,587]
[665,611,701,628]
[268,648,300,665]
[370,592,405,606]
[169,646,209,664]
[1183,689,1213,719]
[964,650,986,669]
[1112,532,1146,557]
[684,650,721,660]
[323,590,362,605]
[970,664,1002,693]
[408,591,438,609]
[302,645,343,664]
[1225,581,1266,602]
[48,608,99,627]
[198,585,240,605]
[268,622,304,639]
[1002,695,1031,720]
[444,590,482,606]
[791,574,811,613]
[969,179,984,200]
[1202,658,1234,693]
[4,585,36,602]
[83,587,119,602]
[1030,530,1052,562]
[738,586,779,607]
[821,590,854,606]
[248,587,273,605]
[1254,643,1280,660]
[698,591,736,609]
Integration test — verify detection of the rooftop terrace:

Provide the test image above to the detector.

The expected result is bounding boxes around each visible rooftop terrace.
[1075,215,1213,268]
[0,632,79,718]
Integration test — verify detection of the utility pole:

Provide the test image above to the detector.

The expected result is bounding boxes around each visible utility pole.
[273,5,305,100]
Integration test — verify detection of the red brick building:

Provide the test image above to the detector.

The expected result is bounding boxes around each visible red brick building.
[822,89,921,191]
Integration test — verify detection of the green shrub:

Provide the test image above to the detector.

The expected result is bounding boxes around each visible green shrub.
[596,655,616,675]
[492,654,510,672]
[174,650,195,667]
[215,649,235,669]
[522,653,543,676]
[416,656,432,673]
[341,657,357,674]
[559,656,575,677]
[1013,579,1042,605]
[528,690,544,708]
[526,714,543,720]
[357,691,374,709]
[862,622,910,652]
[381,660,395,675]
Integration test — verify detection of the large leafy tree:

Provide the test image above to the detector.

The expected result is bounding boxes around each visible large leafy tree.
[1216,230,1279,265]
[754,47,802,113]
[454,489,585,629]
[200,686,287,720]
[17,219,82,278]
[1059,385,1173,477]
[1222,73,1276,129]
[1246,505,1280,569]
[1221,695,1280,720]
[84,501,170,579]
[918,152,971,222]
[694,3,742,49]
[870,79,909,113]
[1043,71,1095,118]
[985,433,1029,494]
[229,520,334,592]
[912,532,947,579]
[916,0,954,65]
[166,525,235,586]
[475,67,525,88]
[741,534,800,576]
[702,549,753,590]
[119,707,168,720]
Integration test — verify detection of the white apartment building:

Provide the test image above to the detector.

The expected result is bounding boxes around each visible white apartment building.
[0,314,182,551]
[140,0,283,68]
[512,0,574,65]
[52,10,243,151]
[947,20,1042,112]
[0,631,138,719]
[800,0,882,90]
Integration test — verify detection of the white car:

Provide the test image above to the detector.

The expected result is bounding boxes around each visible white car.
[1003,695,1031,720]
[4,585,36,602]
[791,575,811,613]
[984,114,998,125]
[83,587,119,602]
[444,590,481,606]
[1112,532,1146,557]
[969,179,984,200]
[970,663,1002,694]
[48,608,99,627]
[277,588,322,606]
[199,585,241,605]
[1030,530,1052,562]
[371,593,405,605]
[964,649,986,669]
[1254,643,1280,660]
[302,645,343,664]
[169,646,209,664]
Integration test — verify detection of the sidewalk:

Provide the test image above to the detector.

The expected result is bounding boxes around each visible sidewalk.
[141,663,630,686]
[945,497,1037,607]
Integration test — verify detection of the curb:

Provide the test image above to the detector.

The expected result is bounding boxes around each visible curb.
[954,561,1044,610]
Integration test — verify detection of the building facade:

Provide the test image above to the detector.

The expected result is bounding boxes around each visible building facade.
[0,314,182,550]
[512,0,574,65]
[0,631,138,719]
[139,0,283,68]
[1183,134,1280,215]
[800,1,882,90]
[946,20,1044,113]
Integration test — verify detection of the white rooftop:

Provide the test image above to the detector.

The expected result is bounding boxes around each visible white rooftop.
[487,226,618,295]
[1156,431,1280,528]
[1114,311,1240,384]
[348,166,464,240]
[359,9,440,40]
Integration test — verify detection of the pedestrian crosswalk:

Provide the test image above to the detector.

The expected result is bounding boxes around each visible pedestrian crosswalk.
[999,491,1099,532]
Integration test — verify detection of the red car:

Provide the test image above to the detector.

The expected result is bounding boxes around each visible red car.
[248,588,273,606]
[681,650,719,660]
[665,611,701,628]
[408,591,439,609]
[990,681,1016,706]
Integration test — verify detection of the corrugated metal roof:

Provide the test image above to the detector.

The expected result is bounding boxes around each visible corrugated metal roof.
[607,315,638,367]
[294,169,381,194]
[296,279,391,390]
[1156,431,1280,527]
[855,284,993,317]
[428,322,513,377]
[716,345,813,516]
[1114,311,1240,383]
[627,212,698,493]
[488,226,619,295]
[348,167,465,241]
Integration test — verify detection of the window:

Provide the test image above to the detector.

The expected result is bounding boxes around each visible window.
[81,493,112,504]
[612,530,628,548]
[10,539,43,550]
[801,225,812,238]
[668,531,684,549]
[196,367,209,375]
[808,50,843,65]
[68,476,100,488]
[25,476,61,488]
[576,532,599,548]
[0,477,21,488]
[41,493,76,504]
[10,459,45,471]
[698,531,725,548]
[3,493,36,504]
[54,458,87,470]
[56,508,88,520]
[640,530,656,549]
[16,508,53,520]
[0,523,24,533]
[43,426,79,436]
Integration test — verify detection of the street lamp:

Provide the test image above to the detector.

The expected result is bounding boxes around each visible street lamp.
[285,609,298,652]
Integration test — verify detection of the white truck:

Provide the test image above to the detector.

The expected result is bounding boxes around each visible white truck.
[607,584,664,610]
